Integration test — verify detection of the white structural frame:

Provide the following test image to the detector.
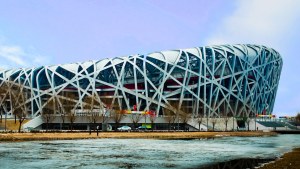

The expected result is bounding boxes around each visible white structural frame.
[0,44,283,119]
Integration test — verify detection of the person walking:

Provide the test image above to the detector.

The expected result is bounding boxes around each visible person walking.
[97,126,99,136]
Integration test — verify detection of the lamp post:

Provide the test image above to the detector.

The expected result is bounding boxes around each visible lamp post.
[5,110,7,131]
[60,107,64,131]
[177,116,180,131]
[60,114,62,130]
[206,111,209,132]
[255,112,257,131]
[59,104,65,131]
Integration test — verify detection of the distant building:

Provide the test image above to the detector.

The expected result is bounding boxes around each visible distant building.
[0,44,283,130]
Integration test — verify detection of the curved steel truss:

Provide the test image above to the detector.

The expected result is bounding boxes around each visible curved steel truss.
[0,44,283,118]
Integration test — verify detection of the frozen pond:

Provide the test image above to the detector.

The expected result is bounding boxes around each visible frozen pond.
[0,134,300,169]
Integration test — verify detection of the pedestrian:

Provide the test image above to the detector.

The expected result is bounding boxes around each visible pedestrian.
[97,126,99,136]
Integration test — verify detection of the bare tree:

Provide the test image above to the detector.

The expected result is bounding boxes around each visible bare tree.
[131,113,142,129]
[0,92,3,123]
[42,98,56,132]
[55,94,65,130]
[164,107,176,131]
[111,107,124,131]
[62,92,77,131]
[100,107,109,131]
[0,82,11,130]
[59,106,66,130]
[0,83,8,123]
[220,102,231,131]
[210,116,218,131]
[10,84,19,124]
[84,94,98,134]
[222,113,230,131]
[195,114,204,131]
[90,112,101,131]
[180,112,191,131]
[15,107,26,133]
[10,83,28,132]
[42,107,54,132]
[295,113,300,129]
[68,112,77,131]
[246,117,251,131]
[165,102,183,131]
[149,113,156,131]
[178,101,193,131]
[44,110,54,131]
[295,113,300,121]
[0,108,2,123]
[93,95,108,131]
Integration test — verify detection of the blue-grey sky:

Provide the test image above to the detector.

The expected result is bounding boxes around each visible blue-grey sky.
[0,0,299,116]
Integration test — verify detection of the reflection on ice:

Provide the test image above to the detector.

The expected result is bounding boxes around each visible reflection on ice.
[0,134,299,169]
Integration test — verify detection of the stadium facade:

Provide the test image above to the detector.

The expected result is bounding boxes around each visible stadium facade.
[0,44,282,130]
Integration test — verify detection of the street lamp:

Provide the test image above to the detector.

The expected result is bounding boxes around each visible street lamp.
[177,116,180,131]
[4,111,7,131]
[254,112,257,131]
[1,109,7,131]
[58,104,65,130]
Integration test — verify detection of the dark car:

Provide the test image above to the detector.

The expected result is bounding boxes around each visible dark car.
[136,126,148,131]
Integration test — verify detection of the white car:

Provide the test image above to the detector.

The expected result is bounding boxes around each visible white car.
[117,126,132,131]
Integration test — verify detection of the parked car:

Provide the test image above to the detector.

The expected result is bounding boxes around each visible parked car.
[117,126,131,131]
[136,126,148,131]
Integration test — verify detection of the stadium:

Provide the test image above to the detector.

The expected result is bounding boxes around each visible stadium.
[0,44,283,131]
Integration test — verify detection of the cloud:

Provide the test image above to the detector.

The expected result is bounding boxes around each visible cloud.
[205,0,300,116]
[0,43,49,69]
[205,0,300,46]
[0,46,28,66]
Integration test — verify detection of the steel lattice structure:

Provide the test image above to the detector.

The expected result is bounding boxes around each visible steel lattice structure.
[0,44,282,118]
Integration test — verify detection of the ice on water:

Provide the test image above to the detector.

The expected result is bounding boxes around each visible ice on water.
[0,134,299,169]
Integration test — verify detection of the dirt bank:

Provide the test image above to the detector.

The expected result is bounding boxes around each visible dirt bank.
[0,131,276,142]
[259,148,300,169]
